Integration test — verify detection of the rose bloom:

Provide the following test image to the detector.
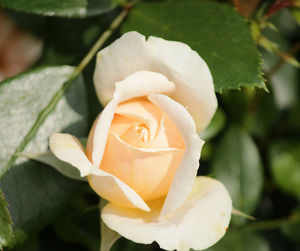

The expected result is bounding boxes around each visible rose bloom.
[50,32,232,251]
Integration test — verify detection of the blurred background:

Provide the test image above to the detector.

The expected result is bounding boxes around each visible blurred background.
[0,0,300,250]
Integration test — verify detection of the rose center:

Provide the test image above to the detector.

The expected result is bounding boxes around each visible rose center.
[135,122,150,142]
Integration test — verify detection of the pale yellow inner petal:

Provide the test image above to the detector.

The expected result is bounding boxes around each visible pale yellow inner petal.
[98,97,185,201]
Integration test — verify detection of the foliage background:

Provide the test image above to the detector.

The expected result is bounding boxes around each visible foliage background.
[0,0,300,250]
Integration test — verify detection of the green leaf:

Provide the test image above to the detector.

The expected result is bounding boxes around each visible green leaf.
[54,205,100,251]
[10,234,39,251]
[270,142,300,199]
[0,162,81,240]
[290,8,300,26]
[205,231,270,251]
[262,11,298,110]
[18,152,85,182]
[248,91,278,137]
[18,138,87,181]
[0,189,14,248]
[212,125,263,217]
[0,66,87,178]
[288,102,300,131]
[0,0,116,18]
[199,109,226,140]
[0,66,88,245]
[281,207,300,242]
[122,1,265,92]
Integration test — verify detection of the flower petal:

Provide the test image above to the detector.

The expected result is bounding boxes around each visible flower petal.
[94,32,151,105]
[114,97,161,142]
[148,94,204,215]
[88,171,150,212]
[101,177,232,251]
[113,70,175,103]
[99,131,184,201]
[49,133,94,177]
[94,31,217,131]
[90,70,175,169]
[147,36,217,131]
[50,133,150,211]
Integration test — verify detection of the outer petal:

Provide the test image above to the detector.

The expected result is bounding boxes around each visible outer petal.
[94,32,151,105]
[88,172,150,212]
[113,70,175,103]
[102,177,232,251]
[148,94,204,215]
[50,133,94,177]
[50,133,150,211]
[94,31,217,131]
[148,36,217,131]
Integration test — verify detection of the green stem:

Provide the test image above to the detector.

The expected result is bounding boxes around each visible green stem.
[265,41,300,79]
[3,5,133,175]
[240,213,300,231]
[76,7,130,74]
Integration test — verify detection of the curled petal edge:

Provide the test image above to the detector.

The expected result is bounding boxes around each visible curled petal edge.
[148,94,204,215]
[94,31,217,131]
[102,176,232,251]
[49,133,150,211]
[91,70,175,169]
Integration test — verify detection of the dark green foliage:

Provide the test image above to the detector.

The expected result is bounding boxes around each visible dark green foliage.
[122,1,265,92]
[0,0,116,18]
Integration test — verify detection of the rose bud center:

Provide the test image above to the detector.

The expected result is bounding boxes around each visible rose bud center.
[87,97,185,201]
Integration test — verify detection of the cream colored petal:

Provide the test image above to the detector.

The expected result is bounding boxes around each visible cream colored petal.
[101,177,232,251]
[93,31,217,131]
[90,99,118,169]
[88,170,150,212]
[109,114,139,137]
[50,134,150,212]
[113,71,175,103]
[49,133,94,177]
[86,71,177,211]
[99,131,184,201]
[148,94,204,215]
[147,36,217,131]
[91,71,175,168]
[94,31,151,105]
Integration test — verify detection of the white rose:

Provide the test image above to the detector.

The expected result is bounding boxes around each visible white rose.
[50,31,232,251]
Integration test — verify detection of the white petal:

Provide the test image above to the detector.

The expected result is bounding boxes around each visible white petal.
[50,133,150,211]
[148,94,204,215]
[148,36,217,131]
[113,70,175,102]
[94,31,151,105]
[101,177,232,251]
[93,31,217,131]
[49,133,94,177]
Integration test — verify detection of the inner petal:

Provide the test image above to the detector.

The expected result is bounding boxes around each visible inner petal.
[98,96,186,201]
[99,131,184,201]
[112,97,185,149]
[115,97,161,141]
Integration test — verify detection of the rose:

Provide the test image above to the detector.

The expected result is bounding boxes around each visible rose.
[50,32,232,251]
